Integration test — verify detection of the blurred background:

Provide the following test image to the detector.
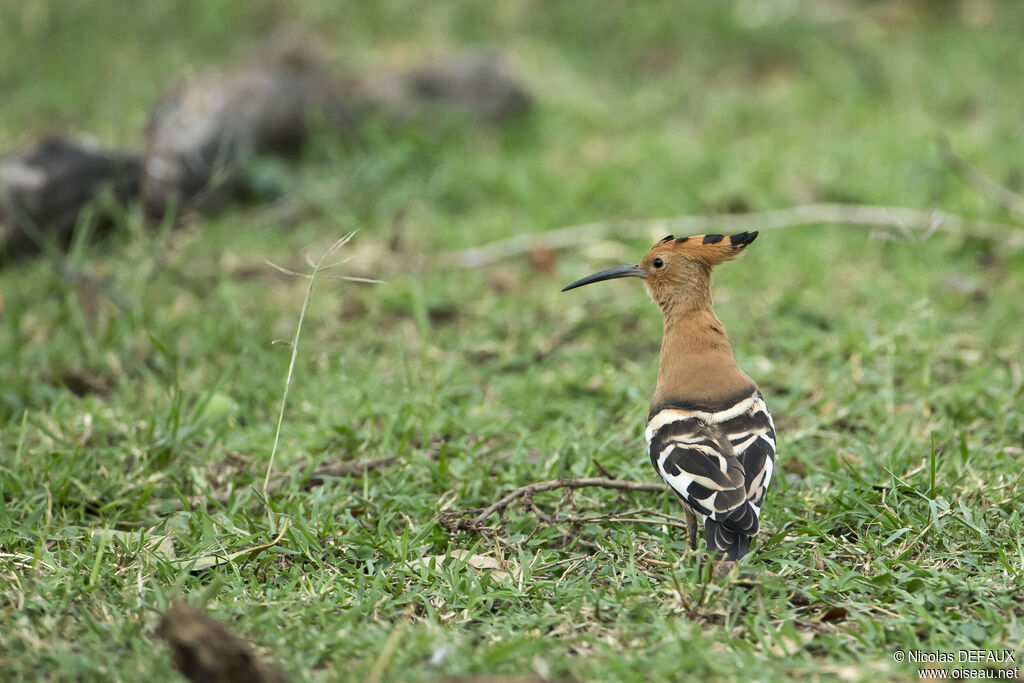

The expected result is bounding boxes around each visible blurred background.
[3,0,1022,237]
[2,1,1023,680]
[3,0,1022,420]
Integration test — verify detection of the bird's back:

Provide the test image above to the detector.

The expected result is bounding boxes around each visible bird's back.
[645,390,776,560]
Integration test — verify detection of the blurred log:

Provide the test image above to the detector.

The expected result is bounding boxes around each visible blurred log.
[0,139,140,259]
[141,59,348,218]
[354,49,531,125]
[142,49,530,219]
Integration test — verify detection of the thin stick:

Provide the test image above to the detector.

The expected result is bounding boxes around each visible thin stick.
[590,458,615,480]
[533,503,692,531]
[466,477,665,527]
[938,138,1024,218]
[445,202,1024,267]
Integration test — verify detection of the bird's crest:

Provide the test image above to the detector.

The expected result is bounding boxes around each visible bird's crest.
[650,232,758,268]
[560,231,759,294]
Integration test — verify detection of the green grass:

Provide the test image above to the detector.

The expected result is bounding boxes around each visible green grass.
[2,1,1024,681]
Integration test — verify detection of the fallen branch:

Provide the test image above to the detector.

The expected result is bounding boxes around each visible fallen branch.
[939,138,1024,218]
[446,202,1024,267]
[440,477,666,531]
[568,507,692,531]
[522,503,692,534]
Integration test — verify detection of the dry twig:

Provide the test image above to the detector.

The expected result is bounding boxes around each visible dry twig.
[440,477,666,531]
[938,138,1024,218]
[446,202,1024,267]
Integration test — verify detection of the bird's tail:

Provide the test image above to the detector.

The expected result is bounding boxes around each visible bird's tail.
[704,518,751,561]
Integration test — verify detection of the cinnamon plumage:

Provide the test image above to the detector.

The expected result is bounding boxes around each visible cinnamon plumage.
[562,232,776,561]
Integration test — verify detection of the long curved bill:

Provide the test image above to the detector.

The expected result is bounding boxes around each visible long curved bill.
[561,263,647,292]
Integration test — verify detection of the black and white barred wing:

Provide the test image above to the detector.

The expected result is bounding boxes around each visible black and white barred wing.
[645,392,776,559]
[721,393,776,513]
[645,412,760,536]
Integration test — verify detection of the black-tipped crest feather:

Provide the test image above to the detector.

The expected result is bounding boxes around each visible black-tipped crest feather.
[729,231,758,247]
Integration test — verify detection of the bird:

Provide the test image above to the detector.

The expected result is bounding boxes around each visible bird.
[562,232,776,562]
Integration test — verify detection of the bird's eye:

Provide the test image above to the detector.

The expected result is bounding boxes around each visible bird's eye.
[652,258,664,268]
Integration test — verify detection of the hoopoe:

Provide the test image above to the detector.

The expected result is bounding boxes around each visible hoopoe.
[562,232,776,561]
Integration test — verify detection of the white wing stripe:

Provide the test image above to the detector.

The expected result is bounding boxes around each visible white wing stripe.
[647,392,759,432]
[729,434,758,454]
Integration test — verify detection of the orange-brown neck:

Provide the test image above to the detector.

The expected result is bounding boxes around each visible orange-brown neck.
[650,301,755,411]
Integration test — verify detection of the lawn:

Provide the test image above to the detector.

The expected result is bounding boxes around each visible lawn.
[1,1,1023,681]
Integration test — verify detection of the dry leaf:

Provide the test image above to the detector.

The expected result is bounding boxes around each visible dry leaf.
[173,521,289,572]
[418,550,520,583]
[92,528,176,561]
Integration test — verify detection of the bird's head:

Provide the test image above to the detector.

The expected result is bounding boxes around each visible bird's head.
[561,231,758,312]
